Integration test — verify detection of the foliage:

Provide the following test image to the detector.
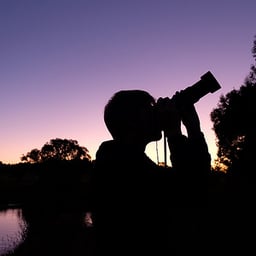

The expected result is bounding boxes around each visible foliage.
[210,35,256,174]
[21,138,91,163]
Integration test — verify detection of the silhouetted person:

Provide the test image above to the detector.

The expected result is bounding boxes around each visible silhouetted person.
[91,90,211,255]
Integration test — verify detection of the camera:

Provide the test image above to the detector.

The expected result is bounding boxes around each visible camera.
[157,71,221,167]
[171,71,221,107]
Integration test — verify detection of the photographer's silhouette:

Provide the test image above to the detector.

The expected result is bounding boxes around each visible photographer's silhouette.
[91,88,212,255]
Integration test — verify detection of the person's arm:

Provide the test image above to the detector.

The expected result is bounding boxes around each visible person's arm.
[179,103,210,170]
[157,95,210,206]
[157,93,210,170]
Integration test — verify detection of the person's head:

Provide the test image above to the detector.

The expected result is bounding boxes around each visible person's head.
[104,90,162,145]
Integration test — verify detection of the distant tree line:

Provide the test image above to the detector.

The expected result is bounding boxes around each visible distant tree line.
[21,138,91,163]
[0,138,93,209]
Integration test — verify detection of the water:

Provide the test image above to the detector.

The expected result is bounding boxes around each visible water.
[0,206,94,256]
[0,207,27,256]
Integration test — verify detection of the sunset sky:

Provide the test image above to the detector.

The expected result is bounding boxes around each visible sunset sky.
[1,0,255,165]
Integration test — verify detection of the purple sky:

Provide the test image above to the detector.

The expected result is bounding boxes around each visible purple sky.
[1,0,255,165]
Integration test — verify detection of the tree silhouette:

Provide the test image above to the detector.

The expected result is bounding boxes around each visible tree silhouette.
[210,35,256,175]
[21,148,41,163]
[21,138,91,163]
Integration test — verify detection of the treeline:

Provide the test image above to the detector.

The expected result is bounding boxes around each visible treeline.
[0,159,93,210]
[0,159,252,209]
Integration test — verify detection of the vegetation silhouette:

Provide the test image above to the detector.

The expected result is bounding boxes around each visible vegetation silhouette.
[210,35,256,205]
[211,35,256,174]
[21,138,91,163]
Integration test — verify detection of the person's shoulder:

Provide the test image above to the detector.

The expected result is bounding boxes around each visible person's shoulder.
[96,140,124,161]
[96,140,116,152]
[99,140,115,147]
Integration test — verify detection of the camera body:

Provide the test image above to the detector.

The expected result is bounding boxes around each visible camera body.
[170,71,221,107]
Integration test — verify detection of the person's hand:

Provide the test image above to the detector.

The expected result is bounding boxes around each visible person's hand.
[156,97,182,137]
[171,91,202,137]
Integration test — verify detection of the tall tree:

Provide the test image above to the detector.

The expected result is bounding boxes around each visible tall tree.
[210,35,256,175]
[21,138,91,163]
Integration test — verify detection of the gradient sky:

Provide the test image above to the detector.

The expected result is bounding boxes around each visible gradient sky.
[1,0,255,165]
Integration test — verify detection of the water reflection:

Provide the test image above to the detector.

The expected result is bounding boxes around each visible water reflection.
[0,206,95,256]
[84,211,93,228]
[0,208,27,256]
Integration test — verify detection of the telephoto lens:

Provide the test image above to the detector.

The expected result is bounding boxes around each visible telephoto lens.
[172,71,221,107]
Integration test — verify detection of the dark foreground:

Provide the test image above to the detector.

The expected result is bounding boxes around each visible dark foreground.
[4,206,255,256]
